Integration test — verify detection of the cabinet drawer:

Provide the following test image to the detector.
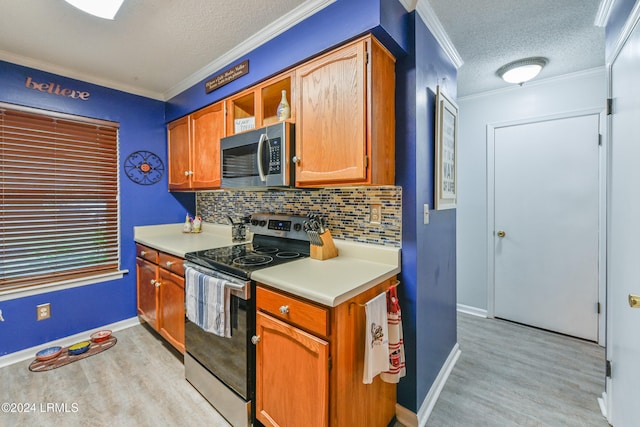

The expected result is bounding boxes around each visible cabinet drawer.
[136,243,159,263]
[159,252,184,276]
[257,286,329,337]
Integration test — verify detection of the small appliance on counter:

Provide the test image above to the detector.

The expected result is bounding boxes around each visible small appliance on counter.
[183,213,310,427]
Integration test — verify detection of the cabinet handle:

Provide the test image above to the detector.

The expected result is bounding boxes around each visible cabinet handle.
[251,335,261,345]
[165,261,174,268]
[184,170,194,176]
[140,251,146,256]
[279,305,289,315]
[292,156,301,164]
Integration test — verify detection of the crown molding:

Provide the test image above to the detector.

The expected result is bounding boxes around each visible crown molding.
[606,0,640,64]
[398,0,417,12]
[415,0,463,69]
[594,0,615,27]
[0,49,164,100]
[163,0,336,101]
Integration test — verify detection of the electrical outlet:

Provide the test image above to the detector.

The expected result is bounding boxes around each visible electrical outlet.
[37,303,51,321]
[370,204,382,224]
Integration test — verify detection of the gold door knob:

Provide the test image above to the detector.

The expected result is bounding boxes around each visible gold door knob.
[497,230,506,238]
[629,294,640,308]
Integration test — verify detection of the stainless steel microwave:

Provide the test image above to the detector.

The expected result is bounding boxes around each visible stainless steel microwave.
[220,122,294,188]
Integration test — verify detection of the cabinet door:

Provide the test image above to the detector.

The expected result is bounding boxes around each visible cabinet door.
[295,39,367,186]
[255,311,329,427]
[136,258,158,329]
[158,269,185,353]
[167,116,192,190]
[190,101,224,189]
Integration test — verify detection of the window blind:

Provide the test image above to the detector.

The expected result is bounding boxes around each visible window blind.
[0,104,120,292]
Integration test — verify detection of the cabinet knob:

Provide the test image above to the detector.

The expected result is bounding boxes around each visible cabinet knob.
[165,261,174,267]
[184,170,194,176]
[292,156,301,164]
[140,251,146,256]
[251,335,261,345]
[279,305,290,315]
[150,279,161,288]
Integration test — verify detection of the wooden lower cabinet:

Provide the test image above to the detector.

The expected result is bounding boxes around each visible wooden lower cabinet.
[255,280,396,427]
[158,269,185,353]
[135,243,185,353]
[136,257,159,330]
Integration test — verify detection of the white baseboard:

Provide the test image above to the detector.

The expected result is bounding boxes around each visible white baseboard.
[597,391,608,421]
[0,316,140,369]
[456,304,488,318]
[397,343,461,426]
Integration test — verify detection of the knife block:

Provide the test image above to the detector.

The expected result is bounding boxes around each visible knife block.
[310,230,339,260]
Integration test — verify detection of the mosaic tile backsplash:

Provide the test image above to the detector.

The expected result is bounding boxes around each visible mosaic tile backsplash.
[197,186,402,247]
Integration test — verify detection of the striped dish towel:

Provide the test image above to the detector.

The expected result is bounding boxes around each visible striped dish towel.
[185,266,231,338]
[380,285,406,383]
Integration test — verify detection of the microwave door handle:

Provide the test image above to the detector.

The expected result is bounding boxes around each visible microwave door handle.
[257,133,268,182]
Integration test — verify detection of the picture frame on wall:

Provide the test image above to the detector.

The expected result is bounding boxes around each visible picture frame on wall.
[434,85,458,210]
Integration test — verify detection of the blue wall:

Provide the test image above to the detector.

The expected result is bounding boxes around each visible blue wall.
[0,0,459,416]
[166,0,458,413]
[0,60,193,356]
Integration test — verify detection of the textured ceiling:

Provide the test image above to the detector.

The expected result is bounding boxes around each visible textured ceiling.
[429,0,606,97]
[0,0,316,100]
[0,1,606,100]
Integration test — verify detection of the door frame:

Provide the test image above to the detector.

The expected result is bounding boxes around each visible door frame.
[603,1,640,421]
[486,109,607,346]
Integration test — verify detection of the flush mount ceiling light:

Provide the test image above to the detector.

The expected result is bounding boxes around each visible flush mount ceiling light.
[64,0,125,20]
[496,57,548,85]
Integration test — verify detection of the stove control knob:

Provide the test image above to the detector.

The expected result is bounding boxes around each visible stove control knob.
[279,305,290,315]
[251,335,261,345]
[259,220,267,227]
[293,223,302,232]
[251,219,259,226]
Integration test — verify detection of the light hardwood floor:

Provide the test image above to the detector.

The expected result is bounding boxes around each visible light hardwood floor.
[425,313,609,427]
[0,314,608,427]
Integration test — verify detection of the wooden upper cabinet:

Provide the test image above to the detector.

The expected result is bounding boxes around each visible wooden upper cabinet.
[167,117,191,190]
[294,35,395,187]
[191,102,224,189]
[167,101,225,191]
[226,72,294,135]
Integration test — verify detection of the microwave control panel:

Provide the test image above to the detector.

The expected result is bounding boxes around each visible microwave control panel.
[268,137,282,174]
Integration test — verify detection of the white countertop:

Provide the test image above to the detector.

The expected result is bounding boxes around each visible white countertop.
[134,223,401,307]
[133,222,244,257]
[251,239,401,307]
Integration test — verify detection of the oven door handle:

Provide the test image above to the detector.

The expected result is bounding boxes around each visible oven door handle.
[257,133,268,182]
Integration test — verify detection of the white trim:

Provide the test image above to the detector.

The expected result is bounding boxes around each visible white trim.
[598,391,609,420]
[0,270,128,302]
[459,67,606,102]
[398,0,417,12]
[456,304,487,318]
[417,343,461,426]
[0,271,128,301]
[0,49,164,100]
[0,316,140,368]
[415,0,464,69]
[162,0,336,100]
[606,0,640,64]
[595,0,616,27]
[486,109,606,331]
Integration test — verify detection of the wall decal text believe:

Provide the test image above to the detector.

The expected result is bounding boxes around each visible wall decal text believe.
[25,77,90,101]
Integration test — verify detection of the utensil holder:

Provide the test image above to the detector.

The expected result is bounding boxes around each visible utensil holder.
[310,230,339,260]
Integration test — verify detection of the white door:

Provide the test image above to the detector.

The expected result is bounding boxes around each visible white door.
[493,115,600,341]
[608,15,640,426]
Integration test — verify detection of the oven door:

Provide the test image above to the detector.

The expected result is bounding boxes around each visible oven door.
[185,293,254,400]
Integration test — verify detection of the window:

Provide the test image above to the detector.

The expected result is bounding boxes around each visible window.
[0,103,120,292]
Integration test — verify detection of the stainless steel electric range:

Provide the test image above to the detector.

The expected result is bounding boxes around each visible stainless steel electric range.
[183,213,310,427]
